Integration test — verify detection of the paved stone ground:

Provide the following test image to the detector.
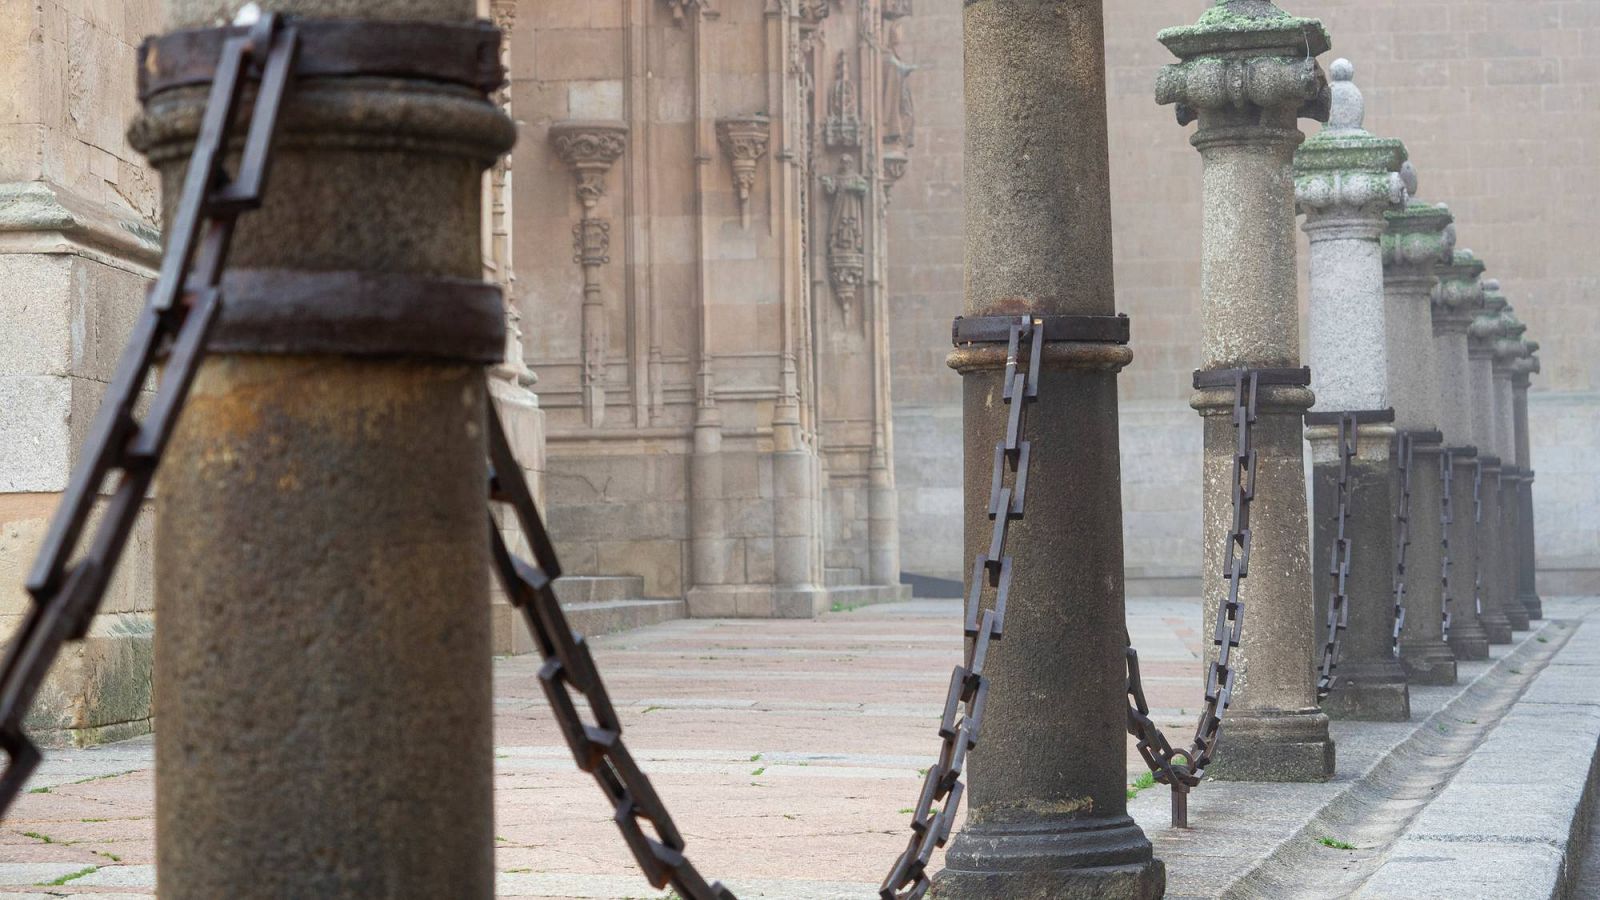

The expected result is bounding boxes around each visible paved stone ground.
[0,596,1593,898]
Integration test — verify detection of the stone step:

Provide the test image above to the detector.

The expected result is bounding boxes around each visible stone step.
[562,598,687,639]
[824,567,862,587]
[552,575,647,606]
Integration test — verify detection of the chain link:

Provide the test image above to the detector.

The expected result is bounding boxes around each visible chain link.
[0,15,297,819]
[1391,433,1415,657]
[1473,459,1484,616]
[1316,414,1357,702]
[1440,448,1455,641]
[1126,368,1279,828]
[878,316,1040,900]
[487,404,733,900]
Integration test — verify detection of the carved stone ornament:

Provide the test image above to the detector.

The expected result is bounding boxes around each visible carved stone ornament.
[665,0,711,25]
[883,0,912,19]
[883,23,916,149]
[1294,61,1407,234]
[549,120,628,211]
[1156,1,1332,127]
[824,51,862,149]
[573,219,611,267]
[821,154,869,318]
[794,0,830,21]
[881,149,908,206]
[1431,249,1487,331]
[716,115,772,229]
[1383,164,1456,275]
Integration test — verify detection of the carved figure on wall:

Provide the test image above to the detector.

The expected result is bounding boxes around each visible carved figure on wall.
[824,51,861,149]
[883,23,916,149]
[822,154,868,319]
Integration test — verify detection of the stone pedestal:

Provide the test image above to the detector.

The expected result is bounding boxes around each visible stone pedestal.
[135,3,509,895]
[1382,182,1458,685]
[931,1,1162,896]
[1295,60,1411,721]
[1431,251,1493,659]
[1154,0,1335,782]
[1467,300,1515,640]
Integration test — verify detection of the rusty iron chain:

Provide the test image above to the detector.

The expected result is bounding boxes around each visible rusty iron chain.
[1440,448,1456,640]
[1473,459,1484,616]
[1315,414,1358,702]
[1127,367,1299,829]
[1391,433,1415,657]
[0,14,297,819]
[486,404,733,900]
[878,316,1040,900]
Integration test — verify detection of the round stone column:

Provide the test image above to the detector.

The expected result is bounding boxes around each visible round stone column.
[1467,293,1515,641]
[1512,344,1544,619]
[1381,175,1459,685]
[1492,301,1531,629]
[1431,251,1492,659]
[1155,0,1335,781]
[931,1,1163,896]
[134,2,512,896]
[1294,59,1411,721]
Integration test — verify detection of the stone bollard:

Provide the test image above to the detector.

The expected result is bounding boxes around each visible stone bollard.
[131,2,512,895]
[931,1,1163,897]
[1156,0,1336,781]
[1467,283,1515,640]
[1512,339,1544,619]
[1381,169,1459,685]
[1430,250,1493,659]
[1294,59,1411,720]
[1492,300,1532,629]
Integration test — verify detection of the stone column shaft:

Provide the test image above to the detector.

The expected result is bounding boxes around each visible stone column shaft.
[1157,0,1336,781]
[1467,303,1515,639]
[1295,59,1410,720]
[1513,362,1543,618]
[933,1,1161,896]
[137,1,511,895]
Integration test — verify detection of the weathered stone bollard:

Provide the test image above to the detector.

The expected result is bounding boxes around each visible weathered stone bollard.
[1381,169,1459,685]
[1156,0,1336,781]
[1294,59,1411,720]
[1467,283,1516,641]
[1491,297,1531,630]
[1512,339,1544,619]
[1430,250,1492,660]
[132,2,511,895]
[932,1,1163,896]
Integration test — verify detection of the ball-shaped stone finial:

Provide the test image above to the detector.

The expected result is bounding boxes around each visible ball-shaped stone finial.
[1328,58,1365,130]
[1483,278,1501,292]
[1400,160,1419,197]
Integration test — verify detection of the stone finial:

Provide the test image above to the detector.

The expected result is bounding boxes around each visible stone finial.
[549,121,628,211]
[1155,0,1332,126]
[1294,59,1407,228]
[1400,160,1419,197]
[1327,59,1364,130]
[716,115,772,229]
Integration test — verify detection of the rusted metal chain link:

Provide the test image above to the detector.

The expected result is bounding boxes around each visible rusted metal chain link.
[878,316,1041,900]
[487,403,733,900]
[0,14,297,819]
[1315,414,1358,701]
[1440,448,1456,640]
[1127,367,1305,828]
[1391,433,1415,657]
[1472,459,1485,616]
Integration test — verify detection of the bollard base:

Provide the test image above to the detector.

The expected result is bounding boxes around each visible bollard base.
[1519,592,1544,621]
[1399,638,1459,685]
[934,816,1164,900]
[1503,603,1531,632]
[931,860,1166,900]
[1448,618,1491,661]
[1481,612,1514,644]
[1207,708,1336,782]
[1321,656,1411,721]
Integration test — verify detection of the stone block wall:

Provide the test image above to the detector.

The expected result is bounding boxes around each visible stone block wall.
[889,0,1600,593]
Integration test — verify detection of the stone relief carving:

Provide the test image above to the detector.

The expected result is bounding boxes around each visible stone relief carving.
[665,0,711,26]
[824,51,861,149]
[716,115,772,229]
[882,23,916,150]
[821,154,868,320]
[881,150,908,207]
[794,0,830,23]
[551,121,629,428]
[487,0,533,388]
[883,0,912,19]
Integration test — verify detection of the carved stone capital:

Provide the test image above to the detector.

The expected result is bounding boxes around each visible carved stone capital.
[1431,249,1486,332]
[1294,60,1408,232]
[882,149,909,205]
[1156,2,1332,127]
[793,0,829,23]
[573,219,611,267]
[550,120,628,211]
[1383,179,1456,275]
[716,115,771,228]
[665,0,712,25]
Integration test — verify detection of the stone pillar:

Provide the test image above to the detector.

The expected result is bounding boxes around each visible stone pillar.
[1513,345,1543,619]
[1381,169,1458,685]
[1294,59,1411,721]
[932,0,1163,896]
[1466,288,1515,640]
[1430,250,1492,659]
[133,3,511,895]
[1492,302,1531,626]
[1155,0,1335,780]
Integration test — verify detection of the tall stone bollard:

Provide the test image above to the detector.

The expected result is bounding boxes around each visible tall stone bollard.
[931,1,1163,897]
[1467,283,1516,640]
[1431,251,1493,658]
[1381,170,1459,685]
[1156,0,1336,780]
[1491,299,1531,629]
[131,2,512,895]
[1512,341,1544,619]
[1294,59,1411,721]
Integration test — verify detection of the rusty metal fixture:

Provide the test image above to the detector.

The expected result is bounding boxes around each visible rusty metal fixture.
[1391,432,1416,657]
[0,13,299,817]
[1126,366,1311,829]
[211,269,506,361]
[485,404,733,900]
[879,314,1071,900]
[137,18,505,102]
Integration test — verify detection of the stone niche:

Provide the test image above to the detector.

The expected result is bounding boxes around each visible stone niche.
[512,0,913,616]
